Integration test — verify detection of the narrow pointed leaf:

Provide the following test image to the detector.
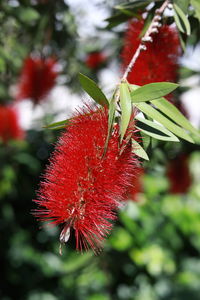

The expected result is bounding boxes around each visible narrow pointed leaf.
[44,119,69,130]
[173,3,191,35]
[135,117,180,142]
[178,31,186,51]
[79,73,109,107]
[108,97,116,136]
[132,139,149,160]
[174,0,190,13]
[151,97,200,136]
[174,9,185,33]
[115,1,149,10]
[129,84,139,92]
[134,102,194,143]
[105,13,133,29]
[120,83,132,141]
[104,96,116,153]
[191,0,200,22]
[131,82,179,103]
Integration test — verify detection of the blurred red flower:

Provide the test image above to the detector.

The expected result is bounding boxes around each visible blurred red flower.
[17,56,58,103]
[85,52,106,69]
[34,106,139,253]
[0,105,24,143]
[122,19,181,85]
[167,154,191,194]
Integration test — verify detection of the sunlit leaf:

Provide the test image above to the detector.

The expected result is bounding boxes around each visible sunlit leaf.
[135,117,180,142]
[173,3,191,35]
[120,83,132,141]
[151,97,200,136]
[131,82,179,103]
[134,102,194,143]
[174,9,185,33]
[132,139,149,160]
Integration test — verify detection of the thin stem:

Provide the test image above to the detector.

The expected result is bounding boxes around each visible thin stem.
[104,0,171,154]
[121,0,170,81]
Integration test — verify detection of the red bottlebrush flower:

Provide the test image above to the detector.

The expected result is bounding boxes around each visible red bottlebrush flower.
[0,105,24,143]
[34,106,139,253]
[122,19,181,85]
[85,52,106,69]
[17,56,58,104]
[167,154,191,194]
[127,167,144,201]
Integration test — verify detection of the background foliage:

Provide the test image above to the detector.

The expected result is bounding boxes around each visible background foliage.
[1,0,200,299]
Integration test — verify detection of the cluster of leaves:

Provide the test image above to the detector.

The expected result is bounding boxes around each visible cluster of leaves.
[46,73,200,162]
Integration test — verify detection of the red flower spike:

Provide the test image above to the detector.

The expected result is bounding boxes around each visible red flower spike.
[17,56,58,104]
[0,105,24,143]
[85,52,107,69]
[122,19,181,85]
[33,106,139,253]
[167,154,191,194]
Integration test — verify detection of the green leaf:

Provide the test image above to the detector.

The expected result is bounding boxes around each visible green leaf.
[105,13,133,29]
[174,0,190,13]
[151,97,200,136]
[131,82,179,103]
[134,102,194,143]
[135,117,180,142]
[174,9,185,33]
[191,0,200,22]
[115,0,161,10]
[79,73,109,107]
[120,83,132,141]
[105,0,156,29]
[44,119,69,130]
[129,84,139,92]
[132,139,149,160]
[178,31,186,51]
[108,97,116,136]
[173,3,191,35]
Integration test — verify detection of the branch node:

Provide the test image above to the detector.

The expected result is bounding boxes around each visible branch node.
[152,22,160,27]
[168,3,173,9]
[140,44,147,51]
[155,9,162,15]
[154,15,161,21]
[142,36,153,43]
[151,28,159,34]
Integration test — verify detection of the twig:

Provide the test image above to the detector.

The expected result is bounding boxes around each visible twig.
[122,0,170,81]
[104,0,171,154]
